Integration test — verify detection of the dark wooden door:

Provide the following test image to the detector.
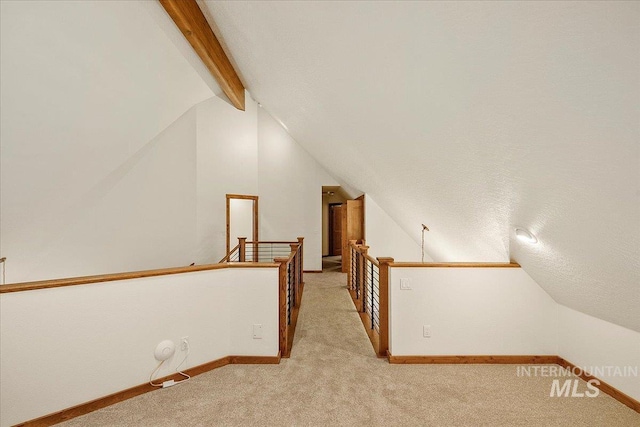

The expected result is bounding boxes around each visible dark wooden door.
[329,204,343,256]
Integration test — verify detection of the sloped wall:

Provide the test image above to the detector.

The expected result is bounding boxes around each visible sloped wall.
[205,0,640,334]
[364,194,425,262]
[0,0,212,283]
[257,107,339,271]
[0,0,339,282]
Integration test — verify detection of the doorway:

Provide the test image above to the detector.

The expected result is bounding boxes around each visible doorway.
[329,203,343,256]
[322,187,347,271]
[226,194,258,255]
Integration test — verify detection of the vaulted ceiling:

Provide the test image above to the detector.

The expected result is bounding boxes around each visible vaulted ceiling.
[201,1,640,332]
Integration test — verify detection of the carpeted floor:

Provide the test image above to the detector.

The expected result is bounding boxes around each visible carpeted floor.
[322,255,342,272]
[61,271,639,426]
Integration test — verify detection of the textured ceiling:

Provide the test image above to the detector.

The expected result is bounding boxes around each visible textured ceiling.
[202,1,640,332]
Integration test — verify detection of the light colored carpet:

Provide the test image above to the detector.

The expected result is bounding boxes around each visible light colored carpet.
[61,271,639,426]
[322,255,342,272]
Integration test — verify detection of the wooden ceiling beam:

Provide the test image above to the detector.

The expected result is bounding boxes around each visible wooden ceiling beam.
[159,0,245,110]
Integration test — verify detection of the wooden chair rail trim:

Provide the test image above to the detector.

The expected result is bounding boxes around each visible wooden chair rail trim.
[0,262,278,294]
[389,262,521,268]
[15,354,281,426]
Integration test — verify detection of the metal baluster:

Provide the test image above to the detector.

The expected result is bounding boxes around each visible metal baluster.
[287,262,292,325]
[371,262,375,329]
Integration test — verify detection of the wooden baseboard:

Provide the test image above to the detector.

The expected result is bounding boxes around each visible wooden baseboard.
[388,355,560,364]
[557,357,640,413]
[16,354,281,426]
[228,355,281,364]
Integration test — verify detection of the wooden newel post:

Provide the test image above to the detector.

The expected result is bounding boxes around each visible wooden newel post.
[289,243,298,255]
[377,257,394,358]
[238,237,247,262]
[275,257,290,357]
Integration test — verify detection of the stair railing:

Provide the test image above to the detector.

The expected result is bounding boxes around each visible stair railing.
[346,240,392,358]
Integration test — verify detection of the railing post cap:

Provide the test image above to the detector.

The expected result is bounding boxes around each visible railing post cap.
[274,257,290,263]
[377,257,394,264]
[238,237,247,241]
[297,236,304,241]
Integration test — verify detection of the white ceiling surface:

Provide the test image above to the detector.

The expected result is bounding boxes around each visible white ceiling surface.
[203,1,640,332]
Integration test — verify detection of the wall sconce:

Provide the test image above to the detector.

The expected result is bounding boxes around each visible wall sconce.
[515,228,538,244]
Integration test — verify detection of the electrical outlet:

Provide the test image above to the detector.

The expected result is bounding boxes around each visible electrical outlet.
[400,278,412,290]
[423,325,431,338]
[253,324,263,339]
[181,336,189,351]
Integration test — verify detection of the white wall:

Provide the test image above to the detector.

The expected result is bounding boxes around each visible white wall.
[229,199,255,244]
[389,267,557,356]
[194,94,259,264]
[257,107,339,271]
[364,195,426,262]
[0,267,279,427]
[0,0,339,282]
[0,0,212,282]
[558,304,640,402]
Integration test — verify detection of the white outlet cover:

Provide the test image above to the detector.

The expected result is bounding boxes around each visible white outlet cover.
[400,278,412,290]
[423,325,431,338]
[154,340,176,361]
[253,324,263,339]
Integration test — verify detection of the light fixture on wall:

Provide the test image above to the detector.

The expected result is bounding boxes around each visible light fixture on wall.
[515,228,538,244]
[421,224,429,263]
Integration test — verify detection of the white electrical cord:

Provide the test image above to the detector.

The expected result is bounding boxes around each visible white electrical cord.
[175,341,191,382]
[149,341,191,388]
[149,360,167,387]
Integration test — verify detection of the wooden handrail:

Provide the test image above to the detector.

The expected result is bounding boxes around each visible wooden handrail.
[0,262,278,294]
[245,241,300,245]
[389,262,520,268]
[218,243,241,263]
[363,253,379,266]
